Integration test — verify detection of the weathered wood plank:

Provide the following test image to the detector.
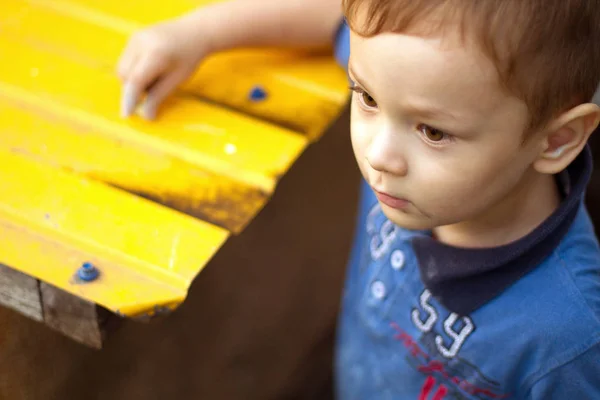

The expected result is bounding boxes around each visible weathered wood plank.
[40,282,106,349]
[0,262,116,349]
[0,263,43,322]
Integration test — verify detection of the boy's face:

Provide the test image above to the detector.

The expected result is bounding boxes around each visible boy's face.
[348,30,546,231]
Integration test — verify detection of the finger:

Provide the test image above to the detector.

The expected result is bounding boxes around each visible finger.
[120,81,142,118]
[129,53,169,92]
[116,41,139,81]
[121,55,169,118]
[117,53,136,82]
[142,69,188,120]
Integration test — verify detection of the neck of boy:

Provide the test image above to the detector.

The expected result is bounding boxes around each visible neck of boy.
[432,169,561,249]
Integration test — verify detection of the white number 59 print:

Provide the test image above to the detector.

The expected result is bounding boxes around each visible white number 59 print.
[411,290,475,358]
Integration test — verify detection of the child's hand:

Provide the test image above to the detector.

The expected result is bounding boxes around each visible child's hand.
[117,19,208,120]
[116,0,342,120]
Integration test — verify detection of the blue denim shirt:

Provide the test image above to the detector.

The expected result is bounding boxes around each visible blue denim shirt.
[334,21,600,400]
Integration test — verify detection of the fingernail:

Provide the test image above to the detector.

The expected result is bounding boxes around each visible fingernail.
[121,82,138,118]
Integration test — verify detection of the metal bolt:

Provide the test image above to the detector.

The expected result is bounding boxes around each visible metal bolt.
[77,262,99,282]
[248,85,267,102]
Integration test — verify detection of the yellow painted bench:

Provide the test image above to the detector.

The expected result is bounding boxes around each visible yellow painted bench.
[0,0,348,347]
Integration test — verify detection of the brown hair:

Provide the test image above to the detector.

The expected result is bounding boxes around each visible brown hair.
[343,0,600,131]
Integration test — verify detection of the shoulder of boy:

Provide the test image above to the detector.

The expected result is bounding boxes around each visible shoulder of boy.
[523,339,600,399]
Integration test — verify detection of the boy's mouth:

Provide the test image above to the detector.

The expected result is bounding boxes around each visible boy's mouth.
[374,190,410,210]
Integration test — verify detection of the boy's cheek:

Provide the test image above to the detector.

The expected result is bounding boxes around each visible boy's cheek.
[349,129,368,163]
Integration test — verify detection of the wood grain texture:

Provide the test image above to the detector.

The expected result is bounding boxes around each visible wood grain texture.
[0,263,42,322]
[40,282,105,349]
[0,263,110,348]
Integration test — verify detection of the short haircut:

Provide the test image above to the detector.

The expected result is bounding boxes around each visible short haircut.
[343,0,600,131]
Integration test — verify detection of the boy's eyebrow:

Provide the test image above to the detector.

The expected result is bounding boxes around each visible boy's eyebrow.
[348,63,374,93]
[406,104,460,122]
[349,61,460,122]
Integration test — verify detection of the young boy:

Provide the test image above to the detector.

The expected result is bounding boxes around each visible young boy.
[118,0,600,398]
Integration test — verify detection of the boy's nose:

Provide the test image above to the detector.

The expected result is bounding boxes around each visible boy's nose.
[366,129,408,176]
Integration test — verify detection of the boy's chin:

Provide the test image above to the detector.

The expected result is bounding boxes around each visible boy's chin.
[380,204,436,231]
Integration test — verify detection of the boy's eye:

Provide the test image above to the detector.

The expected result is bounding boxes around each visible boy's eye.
[360,91,378,108]
[418,124,447,142]
[349,85,378,110]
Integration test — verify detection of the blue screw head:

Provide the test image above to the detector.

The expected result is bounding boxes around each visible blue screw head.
[248,85,267,102]
[77,262,99,282]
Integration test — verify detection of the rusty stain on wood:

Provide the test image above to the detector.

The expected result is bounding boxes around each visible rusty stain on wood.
[104,181,269,233]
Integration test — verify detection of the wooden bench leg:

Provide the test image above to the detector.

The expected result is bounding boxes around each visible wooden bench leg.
[0,263,117,349]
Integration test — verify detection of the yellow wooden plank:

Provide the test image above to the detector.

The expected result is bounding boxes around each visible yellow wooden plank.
[29,0,222,27]
[0,1,126,69]
[0,149,229,317]
[2,0,350,139]
[0,0,350,317]
[189,50,350,139]
[0,33,306,193]
[0,94,269,233]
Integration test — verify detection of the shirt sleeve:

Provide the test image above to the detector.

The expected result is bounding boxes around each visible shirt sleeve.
[333,19,350,70]
[525,342,600,399]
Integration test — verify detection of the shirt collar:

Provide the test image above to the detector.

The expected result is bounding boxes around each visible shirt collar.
[412,145,593,316]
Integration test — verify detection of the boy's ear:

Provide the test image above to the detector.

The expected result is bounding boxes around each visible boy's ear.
[534,103,600,174]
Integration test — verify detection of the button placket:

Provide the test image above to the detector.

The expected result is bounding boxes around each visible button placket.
[359,206,414,332]
[391,250,405,270]
[359,246,412,333]
[371,280,387,300]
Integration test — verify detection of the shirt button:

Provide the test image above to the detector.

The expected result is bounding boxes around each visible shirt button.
[391,250,405,270]
[371,280,386,300]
